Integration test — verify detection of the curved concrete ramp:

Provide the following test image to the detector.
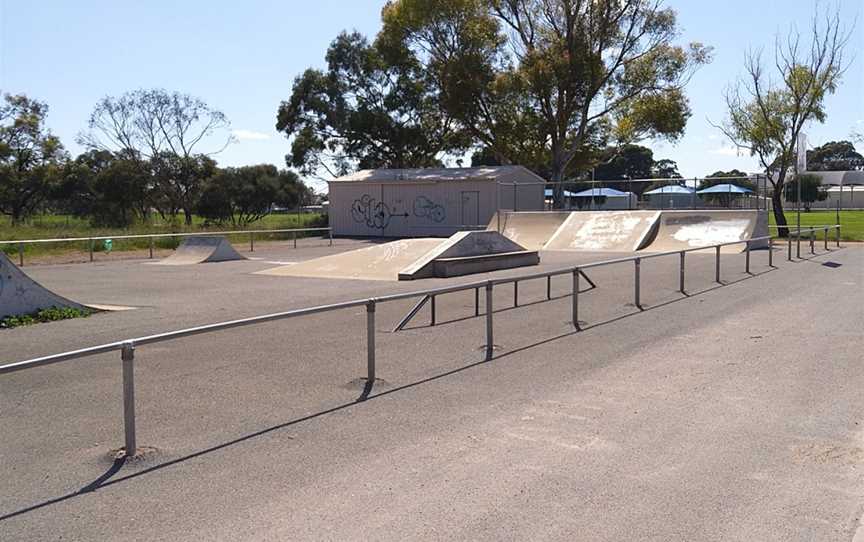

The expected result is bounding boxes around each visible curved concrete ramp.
[644,210,768,253]
[544,211,659,252]
[257,239,444,281]
[156,236,247,265]
[0,251,87,318]
[489,211,570,251]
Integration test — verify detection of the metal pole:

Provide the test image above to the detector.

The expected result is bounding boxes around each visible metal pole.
[366,300,376,382]
[430,295,436,326]
[546,275,551,300]
[823,227,828,251]
[572,268,580,330]
[513,281,518,307]
[484,282,494,361]
[768,237,774,267]
[149,237,154,259]
[809,229,814,254]
[836,225,840,247]
[788,233,793,261]
[634,258,642,309]
[18,242,23,266]
[796,228,801,259]
[679,251,685,293]
[745,241,751,274]
[293,231,297,249]
[249,232,254,252]
[121,342,136,457]
[329,228,333,247]
[475,287,480,317]
[715,245,721,283]
[89,238,94,262]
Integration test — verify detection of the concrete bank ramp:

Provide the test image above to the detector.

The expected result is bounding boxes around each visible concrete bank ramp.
[398,230,538,280]
[257,239,444,281]
[488,211,570,251]
[544,211,659,252]
[644,210,769,253]
[0,251,88,319]
[156,236,247,265]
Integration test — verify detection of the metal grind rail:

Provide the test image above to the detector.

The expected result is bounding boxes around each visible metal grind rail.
[0,227,333,265]
[0,226,840,457]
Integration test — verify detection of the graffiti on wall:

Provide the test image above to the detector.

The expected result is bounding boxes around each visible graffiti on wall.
[413,196,445,223]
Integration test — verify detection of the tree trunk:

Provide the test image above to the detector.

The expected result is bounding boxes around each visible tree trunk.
[550,161,565,210]
[771,188,788,238]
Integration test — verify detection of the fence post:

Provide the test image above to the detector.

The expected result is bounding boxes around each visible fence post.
[484,282,494,361]
[745,240,751,274]
[89,238,94,262]
[796,228,801,259]
[249,232,254,252]
[475,287,480,317]
[149,237,155,259]
[366,300,376,382]
[715,245,721,283]
[823,227,828,251]
[836,226,841,247]
[546,275,551,300]
[679,251,685,293]
[18,242,24,266]
[513,281,518,307]
[430,295,436,326]
[634,258,642,309]
[768,237,774,267]
[572,268,580,330]
[809,229,815,254]
[787,233,793,261]
[121,342,136,457]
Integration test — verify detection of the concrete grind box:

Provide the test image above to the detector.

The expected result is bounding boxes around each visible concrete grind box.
[328,166,545,238]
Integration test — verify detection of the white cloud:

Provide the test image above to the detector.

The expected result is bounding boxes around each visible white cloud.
[232,129,271,141]
[708,133,720,141]
[709,146,743,157]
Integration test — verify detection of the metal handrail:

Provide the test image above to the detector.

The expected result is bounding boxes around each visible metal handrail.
[0,225,841,457]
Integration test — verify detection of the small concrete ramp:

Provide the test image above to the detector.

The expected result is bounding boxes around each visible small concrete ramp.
[488,211,570,251]
[0,251,87,318]
[544,211,659,252]
[644,210,769,253]
[156,236,246,265]
[257,239,444,281]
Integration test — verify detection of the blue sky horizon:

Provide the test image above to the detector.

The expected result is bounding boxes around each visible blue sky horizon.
[2,0,861,192]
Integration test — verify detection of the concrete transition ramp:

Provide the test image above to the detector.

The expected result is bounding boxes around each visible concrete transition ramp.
[644,210,769,253]
[156,236,247,265]
[0,251,88,319]
[543,211,660,252]
[488,211,570,251]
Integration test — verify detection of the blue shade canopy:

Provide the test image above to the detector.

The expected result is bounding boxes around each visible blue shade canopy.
[572,187,633,197]
[696,183,753,194]
[644,185,694,195]
[544,188,578,197]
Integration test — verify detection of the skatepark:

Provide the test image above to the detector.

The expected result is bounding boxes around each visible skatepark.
[1,208,862,541]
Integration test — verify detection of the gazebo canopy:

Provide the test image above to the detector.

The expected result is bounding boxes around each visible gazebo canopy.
[696,183,752,194]
[544,188,578,198]
[644,185,694,195]
[572,187,634,197]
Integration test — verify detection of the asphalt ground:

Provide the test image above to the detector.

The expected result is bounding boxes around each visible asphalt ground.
[1,239,862,541]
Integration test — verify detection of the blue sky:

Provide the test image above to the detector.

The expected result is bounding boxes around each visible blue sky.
[2,0,861,192]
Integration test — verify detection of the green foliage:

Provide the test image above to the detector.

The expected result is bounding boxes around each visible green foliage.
[276,31,469,178]
[1,306,92,329]
[0,93,67,223]
[806,140,863,171]
[198,165,309,226]
[784,173,828,210]
[699,170,755,206]
[151,152,217,224]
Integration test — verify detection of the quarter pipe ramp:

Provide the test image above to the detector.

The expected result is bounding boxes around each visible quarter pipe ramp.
[0,251,87,319]
[156,236,247,265]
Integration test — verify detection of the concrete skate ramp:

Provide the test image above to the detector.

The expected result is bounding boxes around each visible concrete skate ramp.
[488,211,570,251]
[156,236,247,265]
[0,251,88,319]
[398,230,537,280]
[257,239,444,281]
[644,210,769,253]
[544,211,660,252]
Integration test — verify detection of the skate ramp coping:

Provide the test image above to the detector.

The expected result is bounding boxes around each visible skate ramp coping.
[156,236,247,265]
[398,230,537,280]
[644,210,769,253]
[543,211,659,252]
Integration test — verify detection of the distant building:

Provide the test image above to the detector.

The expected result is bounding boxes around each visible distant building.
[327,166,545,237]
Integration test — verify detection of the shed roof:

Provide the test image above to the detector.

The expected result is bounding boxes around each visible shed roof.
[329,165,544,184]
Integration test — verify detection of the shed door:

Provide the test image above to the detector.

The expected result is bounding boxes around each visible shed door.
[461,191,480,226]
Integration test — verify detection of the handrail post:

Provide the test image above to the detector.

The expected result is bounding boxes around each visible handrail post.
[329,228,333,247]
[513,281,518,307]
[823,227,828,250]
[634,258,642,309]
[121,342,136,457]
[809,229,815,254]
[715,245,721,283]
[796,228,801,258]
[89,238,94,262]
[149,237,155,259]
[546,275,551,300]
[484,282,494,361]
[474,287,480,317]
[745,240,751,274]
[679,251,685,293]
[366,300,376,382]
[293,230,298,249]
[430,295,436,326]
[18,242,24,266]
[768,237,774,267]
[249,232,254,252]
[836,225,841,247]
[788,232,793,261]
[572,268,580,330]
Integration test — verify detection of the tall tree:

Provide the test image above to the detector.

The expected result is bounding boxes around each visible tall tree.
[276,31,469,179]
[380,0,711,206]
[0,94,67,224]
[717,5,852,235]
[806,140,862,171]
[79,89,232,224]
[198,165,310,226]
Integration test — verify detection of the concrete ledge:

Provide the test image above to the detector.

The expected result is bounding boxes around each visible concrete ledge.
[424,250,540,279]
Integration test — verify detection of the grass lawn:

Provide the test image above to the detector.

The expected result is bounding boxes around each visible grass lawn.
[767,210,864,241]
[0,213,327,258]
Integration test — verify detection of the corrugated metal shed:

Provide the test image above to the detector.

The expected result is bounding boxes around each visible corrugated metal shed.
[328,166,545,237]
